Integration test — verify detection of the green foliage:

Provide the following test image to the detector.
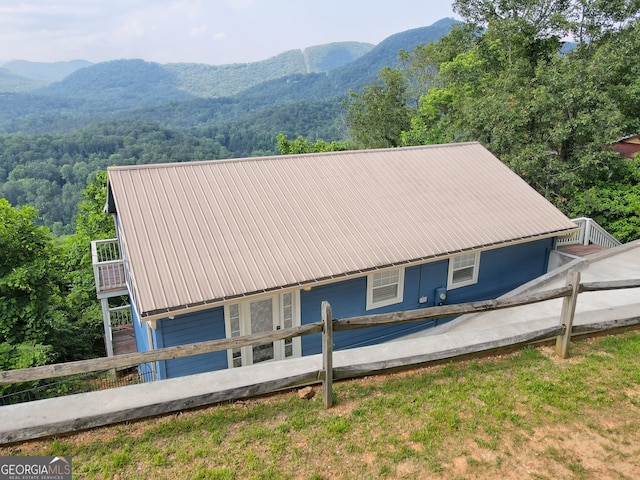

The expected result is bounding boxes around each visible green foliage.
[346,67,412,148]
[0,199,61,345]
[0,342,51,371]
[276,134,352,155]
[391,3,640,240]
[56,172,116,361]
[0,172,115,371]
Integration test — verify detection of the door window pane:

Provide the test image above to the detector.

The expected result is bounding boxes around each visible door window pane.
[250,298,274,363]
[282,293,293,329]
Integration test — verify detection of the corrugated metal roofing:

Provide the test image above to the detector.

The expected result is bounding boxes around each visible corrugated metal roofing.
[106,142,576,318]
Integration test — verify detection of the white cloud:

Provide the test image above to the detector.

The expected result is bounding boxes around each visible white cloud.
[213,32,227,40]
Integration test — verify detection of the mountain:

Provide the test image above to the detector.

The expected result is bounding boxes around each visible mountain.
[39,59,194,112]
[165,42,374,98]
[2,59,92,84]
[0,19,458,136]
[329,18,459,91]
[0,42,373,98]
[0,68,45,92]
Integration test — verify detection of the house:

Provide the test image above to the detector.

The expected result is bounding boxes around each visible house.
[610,134,640,159]
[95,142,577,380]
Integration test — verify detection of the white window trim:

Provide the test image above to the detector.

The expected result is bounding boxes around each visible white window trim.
[366,267,405,310]
[447,252,481,290]
[224,291,301,368]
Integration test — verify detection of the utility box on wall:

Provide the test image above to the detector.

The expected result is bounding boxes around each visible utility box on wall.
[435,287,447,306]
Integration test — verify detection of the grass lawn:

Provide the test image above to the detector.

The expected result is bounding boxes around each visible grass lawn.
[2,331,639,479]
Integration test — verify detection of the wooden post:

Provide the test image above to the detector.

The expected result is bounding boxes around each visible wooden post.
[555,270,581,358]
[101,298,114,358]
[322,301,334,408]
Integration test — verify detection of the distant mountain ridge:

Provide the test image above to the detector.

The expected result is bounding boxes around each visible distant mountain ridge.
[0,18,459,138]
[2,59,93,84]
[0,42,374,97]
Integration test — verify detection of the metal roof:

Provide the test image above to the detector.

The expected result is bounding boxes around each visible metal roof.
[106,142,577,318]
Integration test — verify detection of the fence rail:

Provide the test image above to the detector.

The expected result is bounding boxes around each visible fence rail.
[2,272,639,398]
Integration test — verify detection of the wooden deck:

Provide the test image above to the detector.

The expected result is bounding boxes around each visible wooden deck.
[558,243,607,257]
[112,327,137,356]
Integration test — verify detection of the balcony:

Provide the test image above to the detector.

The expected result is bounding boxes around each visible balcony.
[91,239,128,298]
[557,217,621,257]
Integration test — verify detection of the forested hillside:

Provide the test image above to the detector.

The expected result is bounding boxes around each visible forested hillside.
[0,19,456,235]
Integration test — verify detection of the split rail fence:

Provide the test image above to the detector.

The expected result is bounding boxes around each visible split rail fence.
[1,270,639,410]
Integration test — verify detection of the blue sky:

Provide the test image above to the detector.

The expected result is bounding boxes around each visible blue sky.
[0,1,457,65]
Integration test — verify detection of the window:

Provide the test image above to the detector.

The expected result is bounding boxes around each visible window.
[366,268,405,310]
[448,252,480,289]
[224,292,301,368]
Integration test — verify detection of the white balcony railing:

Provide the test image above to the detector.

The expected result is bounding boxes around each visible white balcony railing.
[109,304,133,332]
[557,217,621,249]
[91,239,127,296]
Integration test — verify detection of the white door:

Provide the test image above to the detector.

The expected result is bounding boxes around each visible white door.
[224,292,301,368]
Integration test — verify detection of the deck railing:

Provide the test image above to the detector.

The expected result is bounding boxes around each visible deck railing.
[109,305,133,331]
[557,217,621,249]
[91,239,127,295]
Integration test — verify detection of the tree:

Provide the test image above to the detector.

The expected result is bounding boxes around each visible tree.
[0,199,60,368]
[0,199,60,344]
[452,0,640,44]
[0,171,116,373]
[346,67,411,148]
[276,134,352,155]
[395,1,640,240]
[58,171,115,361]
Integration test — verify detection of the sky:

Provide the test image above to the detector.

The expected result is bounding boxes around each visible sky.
[0,1,457,65]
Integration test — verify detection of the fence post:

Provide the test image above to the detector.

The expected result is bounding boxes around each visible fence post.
[322,301,334,408]
[555,270,580,358]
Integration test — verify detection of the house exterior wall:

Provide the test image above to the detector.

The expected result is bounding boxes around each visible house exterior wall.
[131,303,156,380]
[154,308,228,380]
[300,237,553,353]
[143,237,553,379]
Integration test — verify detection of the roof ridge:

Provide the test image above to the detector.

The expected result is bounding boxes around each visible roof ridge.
[106,141,482,172]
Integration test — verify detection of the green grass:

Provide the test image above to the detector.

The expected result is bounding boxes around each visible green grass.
[2,332,640,479]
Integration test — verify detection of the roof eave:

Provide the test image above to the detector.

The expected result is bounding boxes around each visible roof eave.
[137,227,577,323]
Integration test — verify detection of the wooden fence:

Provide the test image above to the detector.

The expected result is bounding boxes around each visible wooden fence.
[1,270,639,410]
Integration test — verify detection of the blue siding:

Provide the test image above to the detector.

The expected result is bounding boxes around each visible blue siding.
[131,305,148,352]
[300,260,449,353]
[301,238,553,353]
[130,305,155,380]
[446,238,553,304]
[155,307,228,379]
